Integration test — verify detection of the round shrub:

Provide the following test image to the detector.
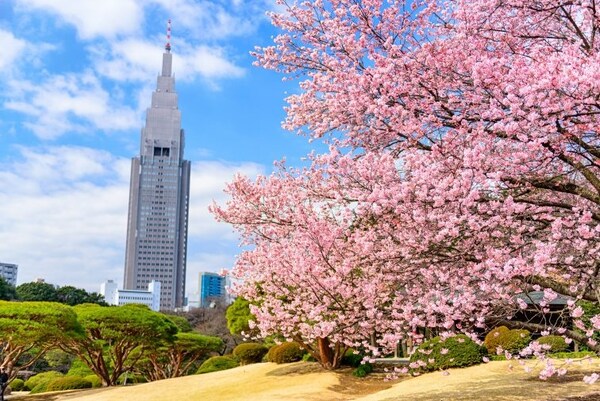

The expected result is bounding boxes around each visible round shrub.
[25,371,64,392]
[45,376,93,392]
[484,327,531,354]
[66,359,94,377]
[497,329,531,353]
[341,351,364,368]
[9,378,24,391]
[83,375,101,388]
[233,342,268,365]
[267,342,306,364]
[484,326,510,354]
[352,363,373,377]
[537,335,569,353]
[197,356,239,374]
[410,334,487,372]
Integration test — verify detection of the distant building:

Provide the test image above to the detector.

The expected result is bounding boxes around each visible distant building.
[199,272,227,308]
[123,21,190,311]
[0,263,18,286]
[100,280,161,311]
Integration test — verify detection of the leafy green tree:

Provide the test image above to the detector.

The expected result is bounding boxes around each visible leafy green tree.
[226,297,257,336]
[0,301,81,381]
[135,332,223,381]
[0,278,16,301]
[59,304,178,386]
[165,314,193,333]
[56,286,105,306]
[16,282,58,302]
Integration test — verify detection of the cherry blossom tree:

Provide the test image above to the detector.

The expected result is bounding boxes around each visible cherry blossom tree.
[213,0,600,376]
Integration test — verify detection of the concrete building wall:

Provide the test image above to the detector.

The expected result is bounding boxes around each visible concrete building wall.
[0,263,18,286]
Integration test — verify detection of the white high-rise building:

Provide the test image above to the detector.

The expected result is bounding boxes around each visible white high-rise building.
[123,21,190,310]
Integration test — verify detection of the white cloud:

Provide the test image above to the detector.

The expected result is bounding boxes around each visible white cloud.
[0,29,27,72]
[187,159,263,239]
[149,0,265,40]
[16,0,143,39]
[0,145,263,295]
[0,146,131,289]
[92,38,245,85]
[4,71,140,139]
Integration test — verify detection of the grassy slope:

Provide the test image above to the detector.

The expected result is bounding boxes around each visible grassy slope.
[17,359,600,401]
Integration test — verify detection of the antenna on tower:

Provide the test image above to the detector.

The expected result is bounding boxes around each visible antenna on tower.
[165,19,172,52]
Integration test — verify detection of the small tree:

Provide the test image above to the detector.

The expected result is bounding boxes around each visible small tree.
[60,304,177,386]
[135,332,223,381]
[226,298,257,336]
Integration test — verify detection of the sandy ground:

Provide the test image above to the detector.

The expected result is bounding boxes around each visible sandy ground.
[10,359,600,401]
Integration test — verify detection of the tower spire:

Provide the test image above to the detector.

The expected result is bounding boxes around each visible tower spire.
[165,19,171,53]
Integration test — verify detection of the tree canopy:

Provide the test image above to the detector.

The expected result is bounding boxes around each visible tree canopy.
[212,0,600,377]
[16,282,58,302]
[60,304,178,386]
[0,278,16,301]
[0,301,81,380]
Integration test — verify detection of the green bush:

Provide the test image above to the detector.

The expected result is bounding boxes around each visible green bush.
[45,376,93,392]
[9,378,24,391]
[117,373,146,385]
[83,375,102,388]
[341,351,364,368]
[548,351,596,359]
[537,335,569,353]
[233,342,268,365]
[25,371,64,392]
[302,353,316,362]
[197,356,239,374]
[66,358,94,377]
[484,326,510,354]
[266,342,306,364]
[484,327,530,354]
[352,363,373,377]
[498,329,531,353]
[410,334,487,372]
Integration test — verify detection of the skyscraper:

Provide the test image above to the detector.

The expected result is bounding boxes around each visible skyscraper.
[199,272,226,308]
[123,21,190,310]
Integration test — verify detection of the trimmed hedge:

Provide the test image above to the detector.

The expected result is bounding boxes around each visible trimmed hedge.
[484,326,531,354]
[266,342,306,364]
[9,378,24,391]
[45,376,93,392]
[197,356,239,374]
[66,358,94,377]
[410,334,487,372]
[233,342,268,365]
[25,371,64,392]
[83,375,102,388]
[537,335,569,353]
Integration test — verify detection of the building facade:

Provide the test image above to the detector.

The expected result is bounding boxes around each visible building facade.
[123,29,191,311]
[199,272,227,308]
[0,262,18,286]
[100,280,161,311]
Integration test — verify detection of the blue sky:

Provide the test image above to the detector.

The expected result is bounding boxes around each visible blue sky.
[0,0,316,298]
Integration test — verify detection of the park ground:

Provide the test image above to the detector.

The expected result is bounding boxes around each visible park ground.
[8,359,600,401]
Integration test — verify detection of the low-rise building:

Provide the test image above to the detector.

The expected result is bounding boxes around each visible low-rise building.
[100,280,161,311]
